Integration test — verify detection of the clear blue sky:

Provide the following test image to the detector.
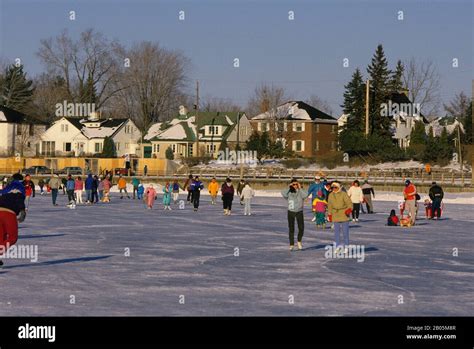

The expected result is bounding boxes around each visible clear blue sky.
[0,0,472,115]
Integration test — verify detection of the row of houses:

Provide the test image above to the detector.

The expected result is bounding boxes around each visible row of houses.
[0,92,464,160]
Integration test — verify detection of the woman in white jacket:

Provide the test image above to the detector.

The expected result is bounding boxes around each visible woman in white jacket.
[347,180,364,222]
[240,182,255,216]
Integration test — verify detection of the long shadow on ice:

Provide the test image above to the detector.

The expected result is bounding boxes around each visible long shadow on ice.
[3,255,112,270]
[19,234,67,239]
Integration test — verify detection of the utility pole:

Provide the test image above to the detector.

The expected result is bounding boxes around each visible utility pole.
[457,122,463,172]
[195,80,200,157]
[365,79,370,137]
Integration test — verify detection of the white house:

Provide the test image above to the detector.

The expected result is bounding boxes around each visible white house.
[0,105,48,156]
[40,114,141,157]
[144,106,251,159]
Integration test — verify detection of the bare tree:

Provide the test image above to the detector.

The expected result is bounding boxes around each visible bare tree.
[37,29,124,110]
[110,41,190,133]
[246,83,290,117]
[443,91,470,118]
[201,95,241,112]
[305,94,334,115]
[402,57,441,116]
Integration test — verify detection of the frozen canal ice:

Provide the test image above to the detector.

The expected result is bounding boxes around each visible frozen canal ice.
[1,191,473,316]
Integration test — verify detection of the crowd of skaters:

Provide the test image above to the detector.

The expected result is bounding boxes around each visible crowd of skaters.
[0,170,446,266]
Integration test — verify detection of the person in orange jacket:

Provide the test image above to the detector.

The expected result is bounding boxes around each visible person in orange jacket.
[403,179,418,225]
[208,177,219,205]
[117,175,130,199]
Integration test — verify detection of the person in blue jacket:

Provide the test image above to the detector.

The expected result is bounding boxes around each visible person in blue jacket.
[66,174,76,205]
[85,173,94,203]
[190,176,204,211]
[307,176,328,222]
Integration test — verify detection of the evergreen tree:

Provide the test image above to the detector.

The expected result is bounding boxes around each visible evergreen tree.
[341,68,366,133]
[463,102,472,144]
[79,74,97,104]
[367,44,392,136]
[0,64,35,112]
[409,121,427,145]
[390,60,404,93]
[437,127,452,161]
[165,146,174,160]
[101,136,116,157]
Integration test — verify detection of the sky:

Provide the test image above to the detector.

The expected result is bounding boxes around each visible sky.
[0,0,472,116]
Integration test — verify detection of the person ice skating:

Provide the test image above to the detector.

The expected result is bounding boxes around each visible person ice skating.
[221,177,235,215]
[91,175,99,203]
[74,176,84,204]
[237,179,246,205]
[429,181,444,220]
[132,177,140,200]
[281,178,308,251]
[172,179,180,204]
[145,184,157,209]
[22,174,35,211]
[137,184,145,200]
[312,190,328,229]
[240,182,255,216]
[85,173,94,203]
[98,177,104,201]
[308,176,327,222]
[101,176,112,202]
[49,174,60,206]
[190,176,204,211]
[117,175,130,199]
[0,173,25,267]
[184,175,194,203]
[424,199,432,219]
[327,181,353,254]
[403,179,417,225]
[208,177,219,205]
[38,178,45,195]
[387,209,400,226]
[361,180,375,213]
[65,174,76,206]
[163,182,172,210]
[143,165,148,177]
[347,180,363,222]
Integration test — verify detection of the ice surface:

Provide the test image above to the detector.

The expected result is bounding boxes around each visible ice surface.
[1,192,472,316]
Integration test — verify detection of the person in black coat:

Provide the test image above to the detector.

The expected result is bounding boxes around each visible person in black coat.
[428,182,444,219]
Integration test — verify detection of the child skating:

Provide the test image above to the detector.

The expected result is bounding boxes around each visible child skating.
[312,190,327,229]
[163,182,172,210]
[145,184,157,209]
[240,182,254,216]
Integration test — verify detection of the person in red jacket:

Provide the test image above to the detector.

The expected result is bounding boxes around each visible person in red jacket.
[387,209,399,226]
[22,174,35,211]
[403,179,417,225]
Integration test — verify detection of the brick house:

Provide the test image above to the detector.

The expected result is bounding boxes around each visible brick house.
[249,101,338,158]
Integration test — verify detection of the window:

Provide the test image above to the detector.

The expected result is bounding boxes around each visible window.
[124,125,134,134]
[188,143,193,156]
[27,142,31,148]
[172,144,176,153]
[16,125,22,135]
[293,123,305,132]
[315,141,320,151]
[61,124,69,132]
[41,141,56,156]
[115,142,121,151]
[153,144,160,153]
[63,142,72,152]
[95,143,102,153]
[206,144,217,153]
[293,140,305,152]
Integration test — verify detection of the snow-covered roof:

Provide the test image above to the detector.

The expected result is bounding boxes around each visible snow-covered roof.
[427,118,465,137]
[64,117,129,139]
[144,122,163,141]
[252,101,335,121]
